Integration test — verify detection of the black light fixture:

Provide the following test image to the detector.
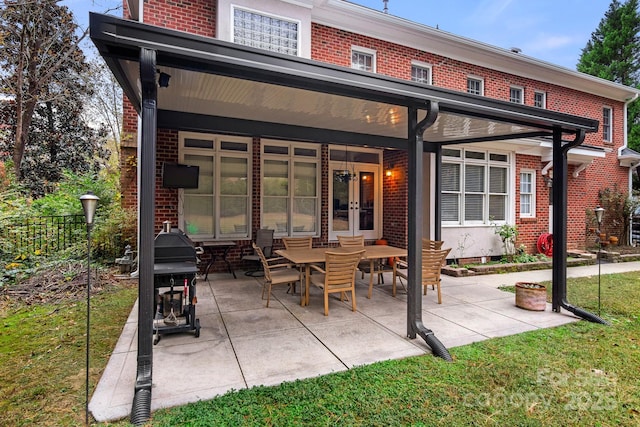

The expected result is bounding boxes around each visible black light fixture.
[80,191,99,426]
[157,69,171,88]
[594,205,605,316]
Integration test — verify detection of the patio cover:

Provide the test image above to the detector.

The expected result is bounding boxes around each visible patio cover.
[90,12,604,424]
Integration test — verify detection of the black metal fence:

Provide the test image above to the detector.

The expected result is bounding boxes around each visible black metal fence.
[0,214,125,262]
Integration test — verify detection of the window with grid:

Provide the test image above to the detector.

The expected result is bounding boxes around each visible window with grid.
[179,133,251,239]
[509,86,523,104]
[411,64,431,85]
[467,77,483,95]
[441,148,509,225]
[520,171,535,217]
[262,142,320,236]
[534,91,546,108]
[351,48,375,72]
[603,106,612,142]
[233,7,299,56]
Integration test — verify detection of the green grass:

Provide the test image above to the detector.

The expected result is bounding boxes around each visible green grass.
[143,272,640,427]
[0,281,137,426]
[2,272,639,426]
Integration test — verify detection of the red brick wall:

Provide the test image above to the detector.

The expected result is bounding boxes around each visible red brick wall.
[120,4,629,256]
[141,0,216,36]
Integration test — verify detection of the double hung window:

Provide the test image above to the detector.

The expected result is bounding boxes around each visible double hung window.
[262,141,320,236]
[534,91,546,108]
[179,133,251,239]
[441,149,509,225]
[602,106,612,142]
[467,77,483,95]
[509,86,523,104]
[519,171,535,218]
[411,62,432,85]
[351,46,376,72]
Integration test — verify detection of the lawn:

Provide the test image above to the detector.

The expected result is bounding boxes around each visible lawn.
[1,270,638,426]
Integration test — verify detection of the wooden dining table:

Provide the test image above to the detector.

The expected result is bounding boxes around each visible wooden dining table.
[275,245,407,306]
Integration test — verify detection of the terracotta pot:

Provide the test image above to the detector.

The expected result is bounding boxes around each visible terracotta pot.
[609,236,618,245]
[515,282,547,311]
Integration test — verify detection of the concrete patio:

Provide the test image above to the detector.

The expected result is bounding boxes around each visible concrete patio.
[89,265,609,422]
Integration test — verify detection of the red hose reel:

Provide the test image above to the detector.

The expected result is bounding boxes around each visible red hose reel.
[537,233,553,257]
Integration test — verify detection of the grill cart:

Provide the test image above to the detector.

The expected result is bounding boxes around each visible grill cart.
[153,222,201,344]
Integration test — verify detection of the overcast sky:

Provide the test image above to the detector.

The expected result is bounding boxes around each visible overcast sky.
[65,0,612,70]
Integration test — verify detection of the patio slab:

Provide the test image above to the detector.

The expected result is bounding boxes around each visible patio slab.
[90,263,640,423]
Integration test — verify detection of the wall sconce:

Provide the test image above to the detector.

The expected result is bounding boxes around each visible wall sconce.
[543,175,553,188]
[385,163,394,177]
[156,69,171,88]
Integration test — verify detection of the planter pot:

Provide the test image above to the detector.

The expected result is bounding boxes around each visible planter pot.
[609,236,618,245]
[515,282,547,311]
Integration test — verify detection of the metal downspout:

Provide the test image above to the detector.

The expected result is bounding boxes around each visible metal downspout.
[130,48,157,425]
[407,102,452,361]
[551,128,607,324]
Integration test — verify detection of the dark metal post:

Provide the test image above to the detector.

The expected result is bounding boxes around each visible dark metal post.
[80,192,99,425]
[551,127,566,312]
[131,48,158,425]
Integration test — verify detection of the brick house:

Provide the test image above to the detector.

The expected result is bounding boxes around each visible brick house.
[90,0,634,415]
[111,0,640,265]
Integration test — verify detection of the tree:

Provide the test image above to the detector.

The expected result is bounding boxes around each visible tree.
[577,0,640,163]
[0,0,89,178]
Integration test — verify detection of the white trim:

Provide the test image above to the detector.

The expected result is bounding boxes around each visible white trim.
[509,85,524,104]
[411,60,433,85]
[602,105,613,143]
[519,169,536,218]
[351,45,377,72]
[467,75,484,96]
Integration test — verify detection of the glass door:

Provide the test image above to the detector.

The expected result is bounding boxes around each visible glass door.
[330,163,380,240]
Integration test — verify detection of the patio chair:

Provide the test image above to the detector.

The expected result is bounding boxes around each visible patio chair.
[392,248,451,303]
[309,249,365,316]
[253,243,300,307]
[282,236,313,293]
[422,238,444,250]
[337,234,389,287]
[241,228,274,276]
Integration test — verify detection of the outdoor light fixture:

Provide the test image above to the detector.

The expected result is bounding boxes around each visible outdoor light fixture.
[385,163,394,177]
[80,191,99,426]
[594,205,605,316]
[156,69,171,88]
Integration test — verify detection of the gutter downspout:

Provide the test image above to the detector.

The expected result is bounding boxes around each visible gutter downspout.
[130,48,157,426]
[551,127,607,324]
[622,93,639,244]
[407,102,451,361]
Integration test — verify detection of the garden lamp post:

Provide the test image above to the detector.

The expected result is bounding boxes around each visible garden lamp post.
[595,205,605,317]
[80,192,99,426]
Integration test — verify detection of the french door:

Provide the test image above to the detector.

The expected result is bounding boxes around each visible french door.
[329,163,380,241]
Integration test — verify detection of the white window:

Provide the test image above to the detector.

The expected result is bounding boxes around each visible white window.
[351,46,376,72]
[411,61,432,85]
[509,86,523,104]
[467,76,483,95]
[534,91,546,108]
[262,141,320,236]
[603,106,612,142]
[442,148,509,225]
[179,133,252,240]
[233,7,299,56]
[520,170,535,218]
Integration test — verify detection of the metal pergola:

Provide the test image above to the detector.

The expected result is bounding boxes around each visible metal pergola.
[90,12,605,424]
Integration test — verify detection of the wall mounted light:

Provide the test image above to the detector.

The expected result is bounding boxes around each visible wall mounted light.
[385,163,394,177]
[156,69,171,88]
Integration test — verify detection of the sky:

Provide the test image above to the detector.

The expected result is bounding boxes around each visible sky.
[64,0,613,70]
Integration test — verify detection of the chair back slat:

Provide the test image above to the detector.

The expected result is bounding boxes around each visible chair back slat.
[422,238,444,250]
[337,235,365,248]
[282,236,312,250]
[421,248,451,283]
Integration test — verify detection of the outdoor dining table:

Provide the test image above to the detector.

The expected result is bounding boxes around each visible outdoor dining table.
[275,245,407,306]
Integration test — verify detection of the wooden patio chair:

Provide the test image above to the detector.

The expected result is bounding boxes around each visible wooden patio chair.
[392,248,451,303]
[337,234,389,288]
[309,249,365,316]
[282,236,313,293]
[253,243,300,307]
[422,238,444,250]
[241,228,274,276]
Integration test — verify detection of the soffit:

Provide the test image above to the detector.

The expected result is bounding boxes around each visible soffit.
[90,13,598,147]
